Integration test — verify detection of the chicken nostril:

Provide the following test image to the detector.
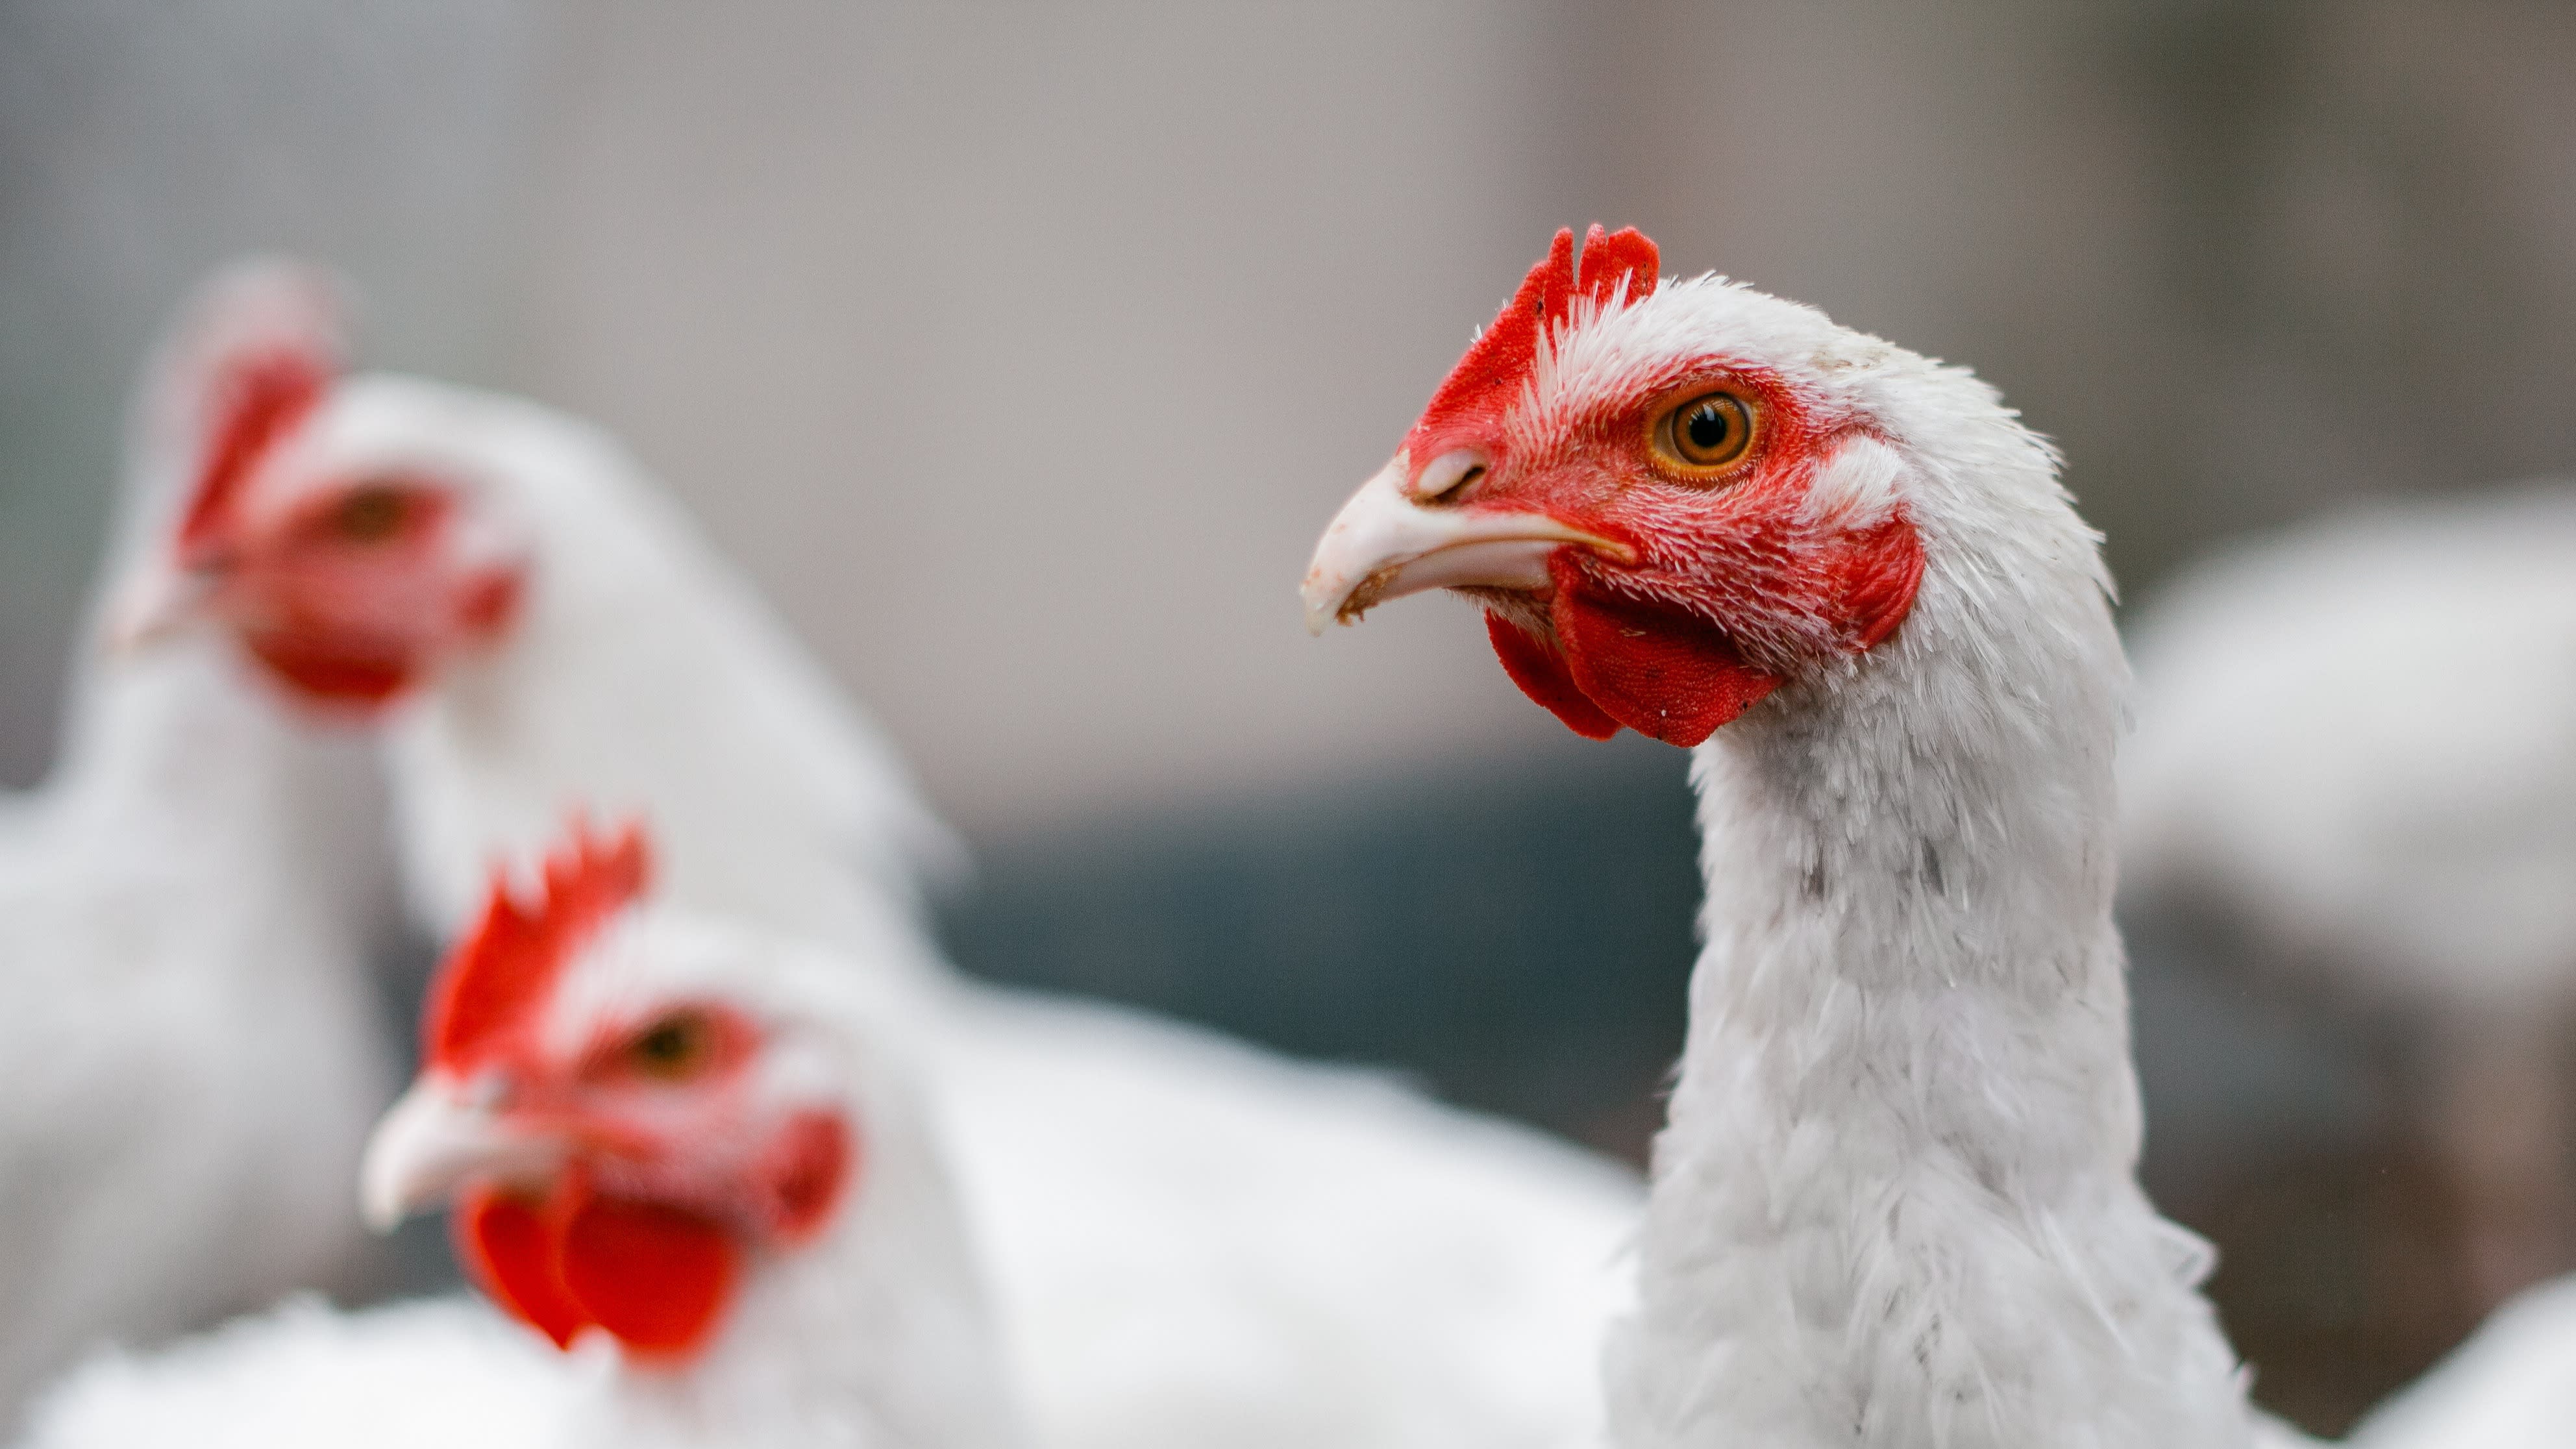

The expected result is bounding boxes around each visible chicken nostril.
[1406,448,1491,506]
[1426,465,1485,503]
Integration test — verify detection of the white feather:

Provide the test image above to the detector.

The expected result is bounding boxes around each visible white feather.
[2346,1273,2576,1449]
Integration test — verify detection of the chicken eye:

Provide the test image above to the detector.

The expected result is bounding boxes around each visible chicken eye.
[628,1011,713,1081]
[333,485,412,543]
[1652,390,1759,475]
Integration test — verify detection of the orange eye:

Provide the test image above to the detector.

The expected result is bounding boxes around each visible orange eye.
[627,1011,714,1081]
[333,484,412,543]
[1650,390,1759,477]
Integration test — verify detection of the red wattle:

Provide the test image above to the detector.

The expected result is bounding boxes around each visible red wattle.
[1550,563,1780,748]
[460,1188,589,1350]
[240,632,415,710]
[1485,613,1621,740]
[457,1174,741,1363]
[560,1195,741,1361]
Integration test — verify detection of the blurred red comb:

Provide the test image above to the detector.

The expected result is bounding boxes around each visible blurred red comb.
[427,816,653,1073]
[167,264,345,562]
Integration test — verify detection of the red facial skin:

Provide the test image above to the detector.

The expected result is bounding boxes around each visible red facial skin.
[164,316,521,713]
[192,476,524,712]
[428,824,856,1365]
[452,1002,857,1363]
[1405,228,1925,747]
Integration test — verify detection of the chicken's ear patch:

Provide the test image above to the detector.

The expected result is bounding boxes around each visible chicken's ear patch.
[758,1110,858,1243]
[1406,225,1659,458]
[158,264,346,562]
[427,817,653,1074]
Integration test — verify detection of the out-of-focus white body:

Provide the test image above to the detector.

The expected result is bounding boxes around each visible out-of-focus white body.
[2349,1272,2576,1449]
[0,280,392,1426]
[2123,486,2576,1020]
[236,375,1637,1449]
[2122,488,2576,1307]
[0,639,390,1428]
[23,905,1023,1449]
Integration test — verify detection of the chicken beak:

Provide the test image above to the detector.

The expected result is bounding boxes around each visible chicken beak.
[1300,452,1628,634]
[361,1078,565,1232]
[101,562,216,654]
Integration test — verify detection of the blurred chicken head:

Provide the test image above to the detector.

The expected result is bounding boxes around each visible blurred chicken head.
[116,263,525,712]
[1302,227,1926,746]
[363,818,858,1364]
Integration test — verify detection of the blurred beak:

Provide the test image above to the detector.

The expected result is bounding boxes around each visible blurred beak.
[1301,454,1628,634]
[101,562,214,654]
[361,1078,566,1232]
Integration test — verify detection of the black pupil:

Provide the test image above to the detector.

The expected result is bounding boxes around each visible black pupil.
[341,490,404,539]
[639,1021,696,1063]
[1685,402,1735,453]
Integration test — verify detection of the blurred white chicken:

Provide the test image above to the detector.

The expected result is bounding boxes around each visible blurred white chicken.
[2121,487,2576,1315]
[0,268,393,1422]
[116,262,1641,1449]
[23,818,1021,1449]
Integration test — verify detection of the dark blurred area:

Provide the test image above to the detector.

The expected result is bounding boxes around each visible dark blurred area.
[5,2,2574,1435]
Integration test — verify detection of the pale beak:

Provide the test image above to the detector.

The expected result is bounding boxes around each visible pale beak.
[101,562,216,654]
[1300,453,1629,635]
[361,1077,566,1232]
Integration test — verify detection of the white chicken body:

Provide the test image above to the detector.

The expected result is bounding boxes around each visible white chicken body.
[2121,486,2576,1311]
[0,639,389,1426]
[179,369,1637,1449]
[2122,484,2576,1018]
[0,271,393,1425]
[2347,1272,2576,1449]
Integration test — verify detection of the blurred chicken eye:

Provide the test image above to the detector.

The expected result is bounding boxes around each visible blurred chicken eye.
[1652,391,1758,475]
[333,485,411,543]
[628,1011,713,1080]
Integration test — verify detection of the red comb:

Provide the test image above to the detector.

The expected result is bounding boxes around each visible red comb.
[176,340,337,562]
[1405,225,1659,456]
[427,818,654,1072]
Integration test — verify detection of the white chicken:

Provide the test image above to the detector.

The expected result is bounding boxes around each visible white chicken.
[2121,488,2576,1315]
[0,266,393,1422]
[22,817,1021,1449]
[2347,1273,2576,1448]
[1302,225,2289,1447]
[116,263,1641,1449]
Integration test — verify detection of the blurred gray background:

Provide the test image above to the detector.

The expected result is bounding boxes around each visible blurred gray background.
[4,0,2572,1432]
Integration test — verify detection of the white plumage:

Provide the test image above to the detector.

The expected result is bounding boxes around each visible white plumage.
[2347,1272,2576,1449]
[1583,285,2260,1449]
[0,270,392,1424]
[114,269,1640,1449]
[2122,487,2576,1307]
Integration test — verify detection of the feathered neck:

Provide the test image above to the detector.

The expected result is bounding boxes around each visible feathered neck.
[371,386,952,987]
[43,580,386,930]
[587,1041,1019,1449]
[1603,449,2260,1448]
